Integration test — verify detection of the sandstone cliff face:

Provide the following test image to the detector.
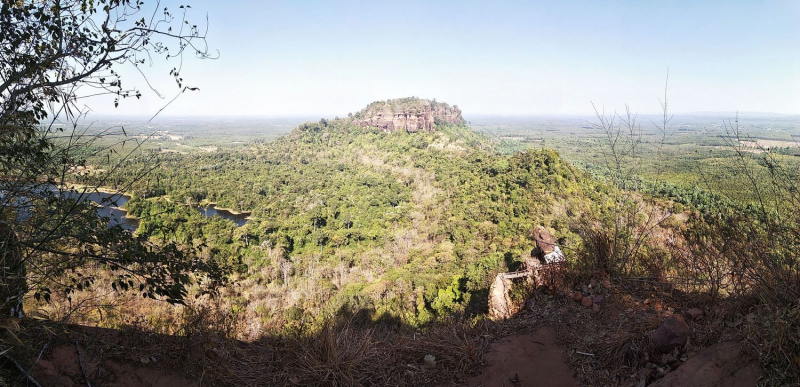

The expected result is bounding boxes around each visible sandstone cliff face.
[353,98,463,133]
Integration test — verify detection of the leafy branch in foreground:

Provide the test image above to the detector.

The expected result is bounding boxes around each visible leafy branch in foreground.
[1,0,223,317]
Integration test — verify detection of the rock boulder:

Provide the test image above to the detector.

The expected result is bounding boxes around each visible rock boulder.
[532,226,556,255]
[651,315,690,354]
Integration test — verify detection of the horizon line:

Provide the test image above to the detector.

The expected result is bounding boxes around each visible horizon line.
[81,110,800,120]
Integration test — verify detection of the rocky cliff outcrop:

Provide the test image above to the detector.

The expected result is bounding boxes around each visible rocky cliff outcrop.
[352,97,464,133]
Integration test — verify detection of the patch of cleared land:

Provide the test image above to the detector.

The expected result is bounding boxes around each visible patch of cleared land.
[740,139,799,150]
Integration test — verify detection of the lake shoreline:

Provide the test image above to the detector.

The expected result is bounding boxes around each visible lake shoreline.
[198,200,252,218]
[62,183,252,226]
[60,183,139,219]
[60,182,134,198]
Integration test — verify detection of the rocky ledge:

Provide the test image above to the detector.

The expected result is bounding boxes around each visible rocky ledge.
[352,97,464,133]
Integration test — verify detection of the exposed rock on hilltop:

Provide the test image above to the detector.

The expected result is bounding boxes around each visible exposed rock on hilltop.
[352,97,464,133]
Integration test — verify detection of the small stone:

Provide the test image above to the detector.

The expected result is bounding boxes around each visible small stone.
[686,308,703,320]
[660,351,678,366]
[592,303,601,313]
[423,354,436,369]
[573,291,584,302]
[581,296,593,309]
[726,319,743,328]
[593,295,604,304]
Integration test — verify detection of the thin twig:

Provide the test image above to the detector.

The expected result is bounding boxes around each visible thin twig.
[575,351,595,357]
[75,341,93,387]
[3,353,43,387]
[28,342,49,375]
[622,278,662,283]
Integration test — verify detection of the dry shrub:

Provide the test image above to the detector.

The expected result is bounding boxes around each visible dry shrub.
[289,320,383,386]
[596,331,655,368]
[667,208,800,383]
[393,319,482,379]
[672,211,799,303]
[591,303,662,369]
[739,300,800,384]
[571,194,678,282]
[573,219,614,273]
[284,317,481,386]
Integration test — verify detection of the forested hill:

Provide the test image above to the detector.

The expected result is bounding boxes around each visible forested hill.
[102,98,612,331]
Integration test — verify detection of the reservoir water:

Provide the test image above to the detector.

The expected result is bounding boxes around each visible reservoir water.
[196,206,249,227]
[77,190,250,231]
[90,192,139,231]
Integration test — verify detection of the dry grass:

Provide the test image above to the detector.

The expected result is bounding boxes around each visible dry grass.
[288,321,384,386]
[279,318,482,386]
[8,272,800,386]
[169,313,483,386]
[11,316,481,386]
[739,301,800,385]
[595,332,654,369]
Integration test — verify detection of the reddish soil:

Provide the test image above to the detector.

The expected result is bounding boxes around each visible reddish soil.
[27,325,195,387]
[9,276,776,386]
[464,327,578,387]
[35,344,193,387]
[648,341,761,387]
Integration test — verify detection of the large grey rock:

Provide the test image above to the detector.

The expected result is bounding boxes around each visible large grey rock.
[648,341,761,387]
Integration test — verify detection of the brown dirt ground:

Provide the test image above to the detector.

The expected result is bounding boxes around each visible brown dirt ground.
[35,344,193,387]
[4,274,777,386]
[29,326,195,387]
[463,327,578,387]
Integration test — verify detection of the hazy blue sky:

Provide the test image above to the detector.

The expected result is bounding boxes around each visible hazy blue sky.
[96,0,800,117]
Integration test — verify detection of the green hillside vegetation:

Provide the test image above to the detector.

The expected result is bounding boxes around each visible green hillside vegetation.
[5,0,797,383]
[470,115,800,208]
[73,114,610,329]
[16,99,799,385]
